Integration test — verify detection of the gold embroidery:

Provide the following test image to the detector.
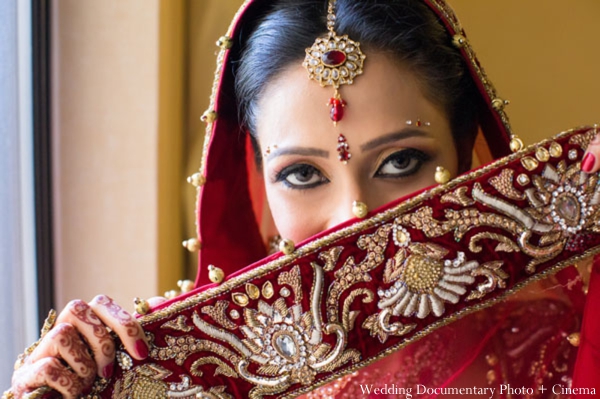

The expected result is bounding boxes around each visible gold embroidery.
[160,315,193,333]
[191,356,237,378]
[440,186,475,206]
[192,263,359,399]
[232,292,249,307]
[277,265,303,304]
[262,281,274,299]
[326,225,392,323]
[489,169,524,200]
[469,232,519,253]
[201,301,237,330]
[246,283,261,300]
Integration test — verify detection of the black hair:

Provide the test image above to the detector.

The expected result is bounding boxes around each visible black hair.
[234,0,480,172]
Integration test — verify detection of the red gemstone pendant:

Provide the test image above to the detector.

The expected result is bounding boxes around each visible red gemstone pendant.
[337,134,351,163]
[329,97,346,123]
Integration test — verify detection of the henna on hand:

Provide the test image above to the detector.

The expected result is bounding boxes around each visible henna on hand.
[12,357,83,399]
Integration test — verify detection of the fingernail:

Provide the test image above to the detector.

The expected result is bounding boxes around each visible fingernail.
[582,152,595,173]
[135,339,149,359]
[103,362,114,379]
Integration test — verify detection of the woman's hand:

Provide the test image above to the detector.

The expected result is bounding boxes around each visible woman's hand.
[10,295,149,399]
[582,132,600,173]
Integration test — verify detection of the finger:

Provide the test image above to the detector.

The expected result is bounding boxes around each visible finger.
[582,133,600,173]
[14,357,83,399]
[56,299,116,378]
[28,323,96,387]
[89,295,149,361]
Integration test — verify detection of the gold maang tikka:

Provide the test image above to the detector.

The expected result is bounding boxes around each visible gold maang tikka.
[302,0,366,163]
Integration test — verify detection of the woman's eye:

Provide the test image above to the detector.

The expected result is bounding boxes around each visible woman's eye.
[276,164,328,189]
[375,149,431,178]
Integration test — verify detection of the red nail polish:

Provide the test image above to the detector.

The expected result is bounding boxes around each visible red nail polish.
[103,362,114,379]
[582,153,596,173]
[135,339,149,359]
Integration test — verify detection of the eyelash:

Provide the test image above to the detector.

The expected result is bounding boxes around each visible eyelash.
[374,148,431,178]
[274,164,328,190]
[273,148,431,190]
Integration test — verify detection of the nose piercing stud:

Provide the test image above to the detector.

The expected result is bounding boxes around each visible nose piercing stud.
[352,201,369,219]
[435,166,452,184]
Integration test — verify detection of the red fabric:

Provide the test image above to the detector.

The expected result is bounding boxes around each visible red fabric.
[572,256,600,396]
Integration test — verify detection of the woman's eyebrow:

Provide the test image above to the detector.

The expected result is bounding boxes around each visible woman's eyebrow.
[360,129,432,152]
[267,146,329,162]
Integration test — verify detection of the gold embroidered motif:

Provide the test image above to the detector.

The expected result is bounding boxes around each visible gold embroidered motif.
[440,186,475,206]
[277,265,303,304]
[262,281,275,299]
[341,288,374,331]
[469,232,519,253]
[326,225,392,323]
[489,169,525,200]
[191,356,238,378]
[150,335,240,366]
[549,141,563,158]
[246,283,261,300]
[201,301,237,330]
[232,292,250,307]
[160,315,193,333]
[192,263,359,399]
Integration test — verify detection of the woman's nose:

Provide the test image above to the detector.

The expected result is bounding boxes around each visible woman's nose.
[326,191,371,230]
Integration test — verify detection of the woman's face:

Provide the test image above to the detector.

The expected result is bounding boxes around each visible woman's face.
[257,53,458,243]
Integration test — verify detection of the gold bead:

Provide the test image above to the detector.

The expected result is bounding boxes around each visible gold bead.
[486,369,497,385]
[521,156,539,171]
[177,279,195,293]
[187,173,206,187]
[208,265,225,284]
[491,98,510,111]
[509,137,524,152]
[485,354,499,367]
[279,239,295,255]
[216,35,233,50]
[567,332,581,347]
[434,166,451,184]
[164,290,178,300]
[200,110,218,123]
[452,34,467,48]
[133,297,150,315]
[182,238,201,252]
[352,201,368,219]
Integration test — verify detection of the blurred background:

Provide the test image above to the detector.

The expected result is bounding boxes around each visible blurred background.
[1,0,598,387]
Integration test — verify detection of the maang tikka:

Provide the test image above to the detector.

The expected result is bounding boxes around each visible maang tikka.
[303,0,366,163]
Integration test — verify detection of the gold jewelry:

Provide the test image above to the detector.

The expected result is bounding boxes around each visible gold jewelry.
[352,201,368,219]
[567,332,581,347]
[303,0,366,125]
[434,166,452,184]
[177,279,195,293]
[2,390,14,399]
[133,297,150,315]
[406,118,431,127]
[14,309,57,370]
[208,265,225,284]
[279,238,295,255]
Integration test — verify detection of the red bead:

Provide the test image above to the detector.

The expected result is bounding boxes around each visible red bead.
[329,97,346,123]
[322,50,346,67]
[415,119,422,127]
